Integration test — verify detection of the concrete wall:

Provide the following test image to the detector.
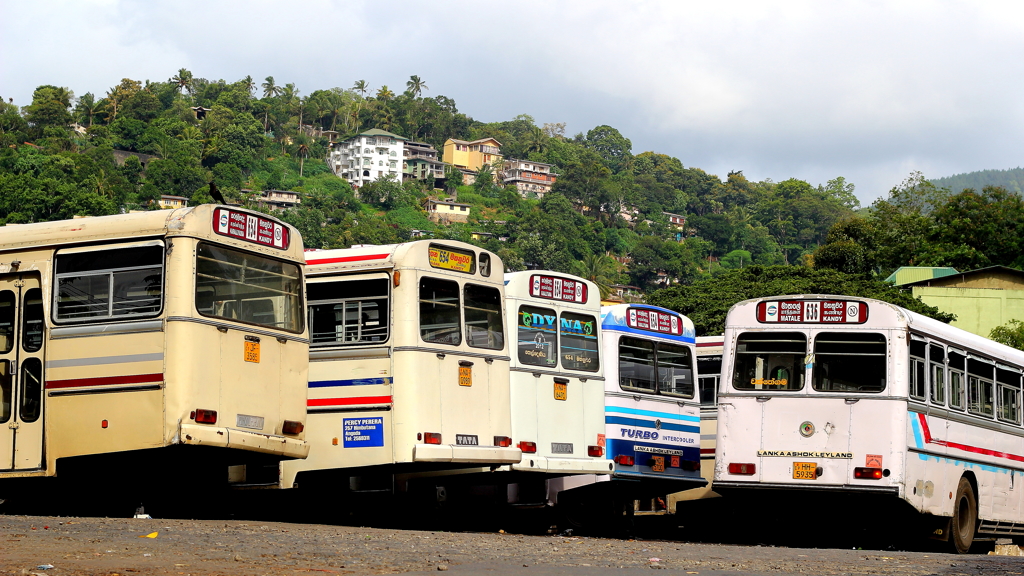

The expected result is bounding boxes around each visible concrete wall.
[912,286,1024,338]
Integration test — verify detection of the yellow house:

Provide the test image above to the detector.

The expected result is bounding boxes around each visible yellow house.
[442,138,502,172]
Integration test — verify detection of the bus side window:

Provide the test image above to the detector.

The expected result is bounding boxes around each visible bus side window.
[0,290,14,354]
[996,367,1022,425]
[909,340,926,400]
[967,357,995,418]
[929,343,946,406]
[0,360,10,424]
[698,355,722,407]
[307,278,389,346]
[948,350,966,410]
[55,244,164,323]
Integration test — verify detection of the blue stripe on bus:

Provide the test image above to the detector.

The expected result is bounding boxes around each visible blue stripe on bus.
[309,377,392,388]
[605,406,700,423]
[605,415,699,434]
[909,413,925,449]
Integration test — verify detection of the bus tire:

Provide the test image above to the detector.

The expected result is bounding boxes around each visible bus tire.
[950,477,977,554]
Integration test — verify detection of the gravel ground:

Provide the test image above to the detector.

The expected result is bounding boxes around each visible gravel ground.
[2,515,1022,576]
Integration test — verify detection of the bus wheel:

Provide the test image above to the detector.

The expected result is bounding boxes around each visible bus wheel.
[950,477,977,554]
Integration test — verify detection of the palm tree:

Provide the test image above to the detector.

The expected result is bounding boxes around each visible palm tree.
[171,68,193,95]
[406,75,428,98]
[375,85,394,103]
[74,93,100,127]
[352,80,368,98]
[242,75,256,96]
[294,133,312,177]
[572,253,619,300]
[262,76,282,99]
[524,127,548,155]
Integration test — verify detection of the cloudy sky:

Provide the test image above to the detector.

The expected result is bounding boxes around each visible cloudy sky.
[3,0,1023,204]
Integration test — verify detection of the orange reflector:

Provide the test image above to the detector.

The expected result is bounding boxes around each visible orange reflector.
[393,270,401,287]
[615,454,635,466]
[195,409,217,424]
[518,441,537,453]
[282,420,304,435]
[854,467,883,479]
[728,462,756,475]
[101,420,108,429]
[424,432,442,445]
[332,437,338,446]
[494,436,512,448]
[587,445,603,457]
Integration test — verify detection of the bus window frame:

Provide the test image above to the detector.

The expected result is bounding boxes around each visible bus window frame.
[52,240,166,325]
[418,276,463,347]
[559,311,600,373]
[909,339,927,401]
[617,335,694,399]
[929,343,946,406]
[967,356,996,418]
[996,366,1022,425]
[307,273,390,347]
[463,283,504,351]
[948,349,966,411]
[516,304,558,368]
[811,331,888,394]
[732,331,807,392]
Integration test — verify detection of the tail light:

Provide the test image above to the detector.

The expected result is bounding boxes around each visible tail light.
[194,409,217,424]
[518,441,537,453]
[854,467,883,479]
[680,459,701,471]
[424,432,442,445]
[588,445,603,457]
[615,454,635,466]
[494,436,512,448]
[282,420,304,435]
[728,462,755,475]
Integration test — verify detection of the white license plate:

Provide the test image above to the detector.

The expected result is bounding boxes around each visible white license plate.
[236,414,265,430]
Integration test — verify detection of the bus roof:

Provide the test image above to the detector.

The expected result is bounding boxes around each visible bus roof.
[600,303,696,343]
[304,239,503,281]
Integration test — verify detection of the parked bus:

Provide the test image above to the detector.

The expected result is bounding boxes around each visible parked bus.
[0,206,309,509]
[555,304,705,523]
[279,241,520,501]
[670,335,723,507]
[715,294,1024,552]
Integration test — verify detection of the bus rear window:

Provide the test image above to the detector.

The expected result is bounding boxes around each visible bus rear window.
[308,278,388,346]
[812,332,887,393]
[733,332,806,391]
[657,342,694,398]
[464,284,503,350]
[518,305,557,368]
[560,312,599,372]
[419,277,461,346]
[195,243,303,333]
[55,244,163,322]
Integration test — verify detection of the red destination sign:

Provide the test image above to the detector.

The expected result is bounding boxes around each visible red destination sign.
[756,300,868,324]
[627,307,683,336]
[529,275,588,303]
[213,208,289,250]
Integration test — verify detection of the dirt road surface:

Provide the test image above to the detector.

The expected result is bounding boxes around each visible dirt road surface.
[2,515,1020,576]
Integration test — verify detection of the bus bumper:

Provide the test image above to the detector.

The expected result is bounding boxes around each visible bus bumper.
[179,423,309,459]
[513,456,615,474]
[413,444,522,465]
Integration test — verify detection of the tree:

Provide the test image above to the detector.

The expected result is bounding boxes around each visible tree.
[376,86,395,103]
[24,85,74,131]
[406,75,428,98]
[582,125,632,173]
[647,265,955,335]
[170,69,193,95]
[73,92,100,127]
[261,76,282,99]
[991,320,1024,351]
[352,80,368,98]
[572,253,619,299]
[293,133,312,177]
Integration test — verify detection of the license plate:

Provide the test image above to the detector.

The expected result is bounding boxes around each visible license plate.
[456,434,478,445]
[651,455,665,472]
[244,341,260,363]
[551,442,573,454]
[554,382,567,400]
[236,414,265,430]
[793,461,817,480]
[458,365,472,387]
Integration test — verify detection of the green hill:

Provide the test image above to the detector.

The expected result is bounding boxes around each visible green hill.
[930,167,1024,194]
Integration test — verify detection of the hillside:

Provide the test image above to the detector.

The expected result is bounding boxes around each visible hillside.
[930,167,1024,195]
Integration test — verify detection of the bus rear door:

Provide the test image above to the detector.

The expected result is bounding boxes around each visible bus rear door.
[0,273,45,471]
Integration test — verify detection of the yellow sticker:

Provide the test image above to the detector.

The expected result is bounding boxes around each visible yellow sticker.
[428,246,474,273]
[458,365,472,387]
[554,382,567,401]
[244,341,260,363]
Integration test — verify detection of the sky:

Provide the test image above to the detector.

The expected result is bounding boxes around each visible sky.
[2,0,1023,205]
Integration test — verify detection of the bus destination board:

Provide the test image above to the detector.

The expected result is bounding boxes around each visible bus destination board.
[757,300,868,324]
[627,307,682,335]
[214,208,289,249]
[428,245,475,273]
[529,275,588,303]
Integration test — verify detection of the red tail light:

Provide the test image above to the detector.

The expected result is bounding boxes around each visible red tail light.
[854,467,883,479]
[194,409,217,424]
[728,462,755,475]
[494,436,512,447]
[680,459,701,471]
[424,432,442,445]
[518,441,537,453]
[615,454,635,466]
[282,420,304,435]
[588,445,604,457]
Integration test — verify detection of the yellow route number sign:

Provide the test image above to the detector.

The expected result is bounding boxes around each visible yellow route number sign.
[459,365,472,387]
[554,382,567,401]
[244,341,260,363]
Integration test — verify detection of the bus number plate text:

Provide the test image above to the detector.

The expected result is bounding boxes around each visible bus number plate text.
[458,366,472,387]
[554,382,567,401]
[651,456,665,472]
[793,462,817,480]
[244,341,260,363]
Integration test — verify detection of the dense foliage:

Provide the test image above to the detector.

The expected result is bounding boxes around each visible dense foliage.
[647,265,956,335]
[930,167,1024,196]
[990,320,1024,352]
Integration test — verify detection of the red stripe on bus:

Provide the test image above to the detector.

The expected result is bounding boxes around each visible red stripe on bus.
[697,342,724,347]
[700,448,716,454]
[306,254,389,265]
[917,412,1024,463]
[46,373,164,389]
[308,396,392,407]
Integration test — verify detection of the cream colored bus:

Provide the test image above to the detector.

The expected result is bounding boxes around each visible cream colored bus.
[280,241,520,496]
[0,206,308,505]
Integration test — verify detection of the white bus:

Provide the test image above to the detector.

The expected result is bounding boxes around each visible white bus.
[280,241,520,498]
[670,335,723,507]
[0,206,309,509]
[715,294,1024,552]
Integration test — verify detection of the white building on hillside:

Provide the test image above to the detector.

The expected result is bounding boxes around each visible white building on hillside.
[328,128,407,189]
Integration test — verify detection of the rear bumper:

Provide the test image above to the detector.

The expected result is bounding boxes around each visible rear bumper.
[413,444,522,465]
[713,480,899,494]
[513,456,615,474]
[179,423,309,459]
